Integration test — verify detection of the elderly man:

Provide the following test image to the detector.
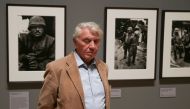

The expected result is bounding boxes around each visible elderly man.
[37,22,110,109]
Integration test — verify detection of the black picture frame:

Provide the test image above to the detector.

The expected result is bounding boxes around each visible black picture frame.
[161,10,190,78]
[7,4,66,82]
[105,7,158,80]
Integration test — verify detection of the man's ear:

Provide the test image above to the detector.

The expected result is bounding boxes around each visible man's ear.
[73,38,77,48]
[73,37,76,44]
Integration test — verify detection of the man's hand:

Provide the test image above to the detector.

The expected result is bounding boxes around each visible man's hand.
[26,53,38,69]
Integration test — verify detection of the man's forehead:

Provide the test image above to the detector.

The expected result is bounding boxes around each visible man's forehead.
[80,36,100,40]
[29,24,44,28]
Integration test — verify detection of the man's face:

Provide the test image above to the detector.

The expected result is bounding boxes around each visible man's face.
[174,30,179,36]
[74,28,101,64]
[30,25,44,38]
[127,27,133,34]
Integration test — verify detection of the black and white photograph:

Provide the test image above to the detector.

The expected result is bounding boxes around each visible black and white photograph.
[7,4,66,82]
[105,7,158,80]
[162,11,190,78]
[170,21,190,68]
[18,15,55,71]
[114,18,148,69]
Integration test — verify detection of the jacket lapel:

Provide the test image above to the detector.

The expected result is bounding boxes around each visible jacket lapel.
[65,53,85,106]
[96,59,110,108]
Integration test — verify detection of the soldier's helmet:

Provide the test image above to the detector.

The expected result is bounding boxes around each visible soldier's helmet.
[127,27,133,31]
[28,16,46,30]
[174,27,179,32]
[183,29,187,33]
[134,30,140,35]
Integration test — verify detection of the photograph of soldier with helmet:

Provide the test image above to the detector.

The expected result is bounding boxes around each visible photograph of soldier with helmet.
[7,4,66,82]
[18,16,55,71]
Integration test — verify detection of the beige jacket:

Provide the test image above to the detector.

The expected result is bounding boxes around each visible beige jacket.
[37,52,110,109]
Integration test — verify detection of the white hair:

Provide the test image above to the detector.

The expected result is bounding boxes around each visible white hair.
[73,22,103,39]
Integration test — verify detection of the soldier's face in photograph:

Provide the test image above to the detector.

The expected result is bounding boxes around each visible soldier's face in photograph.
[30,25,45,38]
[127,27,133,34]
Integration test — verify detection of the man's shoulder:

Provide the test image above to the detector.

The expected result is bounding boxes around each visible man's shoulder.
[45,34,55,40]
[19,33,30,39]
[48,52,75,67]
[44,56,67,81]
[96,58,107,66]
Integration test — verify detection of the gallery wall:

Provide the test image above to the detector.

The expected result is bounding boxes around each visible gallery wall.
[1,0,190,109]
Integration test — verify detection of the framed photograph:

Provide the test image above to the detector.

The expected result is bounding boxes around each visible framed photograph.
[161,10,190,78]
[105,7,158,80]
[7,4,66,82]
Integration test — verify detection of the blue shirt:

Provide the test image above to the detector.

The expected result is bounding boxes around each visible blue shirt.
[74,52,105,109]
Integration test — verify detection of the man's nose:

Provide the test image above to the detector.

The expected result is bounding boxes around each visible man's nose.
[36,27,41,30]
[89,41,95,48]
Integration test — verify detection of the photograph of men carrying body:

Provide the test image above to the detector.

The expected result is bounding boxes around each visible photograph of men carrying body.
[171,21,190,68]
[114,18,148,69]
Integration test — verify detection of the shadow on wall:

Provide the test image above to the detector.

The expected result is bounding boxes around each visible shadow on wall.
[8,82,43,90]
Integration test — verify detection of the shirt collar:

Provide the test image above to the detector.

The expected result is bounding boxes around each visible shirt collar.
[74,51,96,68]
